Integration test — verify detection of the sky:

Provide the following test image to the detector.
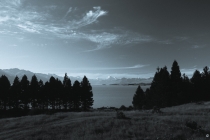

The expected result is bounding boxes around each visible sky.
[0,0,210,79]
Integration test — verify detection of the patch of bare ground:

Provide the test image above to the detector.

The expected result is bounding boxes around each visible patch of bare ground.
[0,102,209,140]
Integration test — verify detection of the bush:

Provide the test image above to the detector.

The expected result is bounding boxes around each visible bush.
[119,105,127,111]
[116,111,126,119]
[185,120,201,130]
[152,106,163,114]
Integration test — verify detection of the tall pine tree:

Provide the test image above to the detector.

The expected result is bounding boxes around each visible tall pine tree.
[132,85,145,109]
[62,73,71,110]
[201,66,210,101]
[149,66,170,107]
[20,75,30,110]
[190,70,202,102]
[80,76,93,111]
[72,80,81,111]
[11,76,21,110]
[0,75,11,110]
[170,60,182,105]
[30,75,39,109]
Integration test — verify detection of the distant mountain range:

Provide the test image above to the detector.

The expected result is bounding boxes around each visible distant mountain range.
[0,68,153,85]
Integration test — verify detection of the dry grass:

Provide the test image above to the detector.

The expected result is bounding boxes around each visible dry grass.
[0,102,210,140]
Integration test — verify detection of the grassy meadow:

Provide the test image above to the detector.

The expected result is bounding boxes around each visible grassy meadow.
[0,102,210,140]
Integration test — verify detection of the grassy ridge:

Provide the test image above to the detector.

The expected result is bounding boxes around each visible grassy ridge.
[0,102,210,140]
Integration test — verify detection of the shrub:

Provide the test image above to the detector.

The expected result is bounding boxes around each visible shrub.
[152,106,163,114]
[116,110,126,119]
[119,105,127,111]
[185,120,201,130]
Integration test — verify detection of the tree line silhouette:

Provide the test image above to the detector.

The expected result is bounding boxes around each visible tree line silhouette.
[0,73,93,116]
[133,60,210,109]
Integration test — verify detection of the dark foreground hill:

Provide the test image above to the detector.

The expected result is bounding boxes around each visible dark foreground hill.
[0,102,209,140]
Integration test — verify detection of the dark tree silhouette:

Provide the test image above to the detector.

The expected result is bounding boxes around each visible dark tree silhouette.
[0,75,11,110]
[30,75,39,109]
[62,73,72,110]
[55,78,63,109]
[180,73,192,104]
[80,76,93,111]
[149,66,170,107]
[133,61,201,109]
[20,75,30,110]
[37,80,44,110]
[72,80,81,111]
[190,70,202,102]
[144,88,152,109]
[132,85,145,109]
[201,66,210,101]
[10,76,21,110]
[43,81,50,110]
[170,60,182,105]
[48,76,57,110]
[0,73,95,117]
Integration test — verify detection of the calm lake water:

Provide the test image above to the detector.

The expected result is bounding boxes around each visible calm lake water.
[92,85,150,108]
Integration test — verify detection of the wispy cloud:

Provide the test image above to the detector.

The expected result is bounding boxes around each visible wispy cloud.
[0,0,154,51]
[38,64,149,71]
[17,24,40,33]
[63,7,72,19]
[192,45,205,49]
[83,30,154,52]
[70,6,108,29]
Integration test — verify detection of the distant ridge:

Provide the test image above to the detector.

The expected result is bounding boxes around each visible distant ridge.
[1,68,64,84]
[0,68,153,85]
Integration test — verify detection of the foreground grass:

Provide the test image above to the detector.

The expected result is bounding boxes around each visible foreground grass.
[0,102,210,140]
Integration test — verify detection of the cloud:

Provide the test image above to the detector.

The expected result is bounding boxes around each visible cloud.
[83,30,154,52]
[69,6,108,29]
[17,24,40,33]
[0,16,10,23]
[128,64,148,69]
[158,40,173,44]
[192,45,205,49]
[41,64,148,71]
[0,1,154,51]
[63,7,72,19]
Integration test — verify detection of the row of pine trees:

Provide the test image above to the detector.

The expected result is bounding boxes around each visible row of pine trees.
[0,73,93,111]
[133,60,210,109]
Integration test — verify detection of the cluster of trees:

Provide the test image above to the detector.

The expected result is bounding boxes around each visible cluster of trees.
[132,60,210,109]
[0,74,93,112]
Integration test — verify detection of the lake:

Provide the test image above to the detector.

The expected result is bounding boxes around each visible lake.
[92,85,150,108]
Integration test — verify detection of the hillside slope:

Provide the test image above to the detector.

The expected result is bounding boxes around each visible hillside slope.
[0,102,209,140]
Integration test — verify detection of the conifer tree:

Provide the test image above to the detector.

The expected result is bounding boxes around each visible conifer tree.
[43,81,50,110]
[48,76,56,110]
[72,80,81,110]
[132,85,145,109]
[0,75,11,110]
[66,78,72,110]
[30,75,39,109]
[20,75,30,110]
[149,66,170,107]
[55,78,63,109]
[201,66,210,101]
[11,76,21,110]
[180,73,191,103]
[80,76,93,111]
[171,60,182,82]
[191,70,202,102]
[62,73,71,110]
[38,80,44,110]
[170,60,182,105]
